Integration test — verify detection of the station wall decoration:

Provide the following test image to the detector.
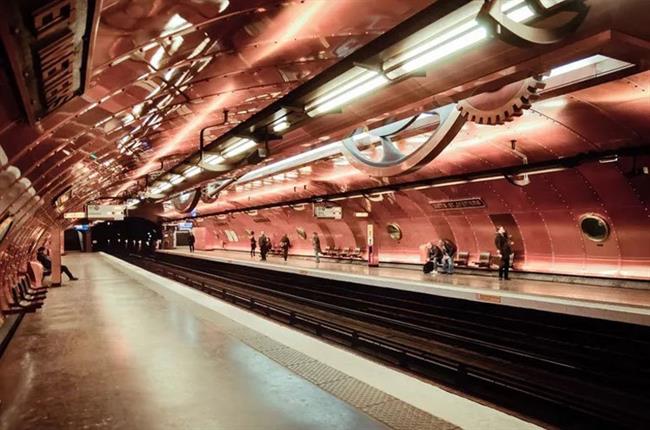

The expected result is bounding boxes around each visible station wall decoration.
[0,0,99,123]
[478,0,588,46]
[171,189,201,213]
[340,0,584,178]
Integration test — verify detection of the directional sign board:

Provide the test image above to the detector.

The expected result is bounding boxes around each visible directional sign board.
[87,204,126,220]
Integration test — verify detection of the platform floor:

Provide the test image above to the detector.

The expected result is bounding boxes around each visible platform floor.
[162,248,650,326]
[0,254,386,430]
[0,253,538,430]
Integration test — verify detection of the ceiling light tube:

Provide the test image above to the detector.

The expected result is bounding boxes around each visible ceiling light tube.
[272,120,290,133]
[169,174,185,185]
[158,182,172,192]
[183,165,202,177]
[306,71,389,117]
[203,154,225,165]
[222,138,257,158]
[383,0,533,80]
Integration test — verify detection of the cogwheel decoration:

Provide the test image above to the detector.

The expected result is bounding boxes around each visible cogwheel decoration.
[171,188,201,213]
[457,75,546,125]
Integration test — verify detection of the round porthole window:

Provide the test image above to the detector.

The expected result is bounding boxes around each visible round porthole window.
[296,227,307,240]
[579,213,609,242]
[386,223,402,241]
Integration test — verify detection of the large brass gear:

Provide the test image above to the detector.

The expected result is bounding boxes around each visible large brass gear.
[457,75,546,125]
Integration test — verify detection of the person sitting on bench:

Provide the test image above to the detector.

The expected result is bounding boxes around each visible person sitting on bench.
[37,247,78,281]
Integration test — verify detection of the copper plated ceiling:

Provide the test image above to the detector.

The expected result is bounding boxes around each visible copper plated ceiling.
[0,0,649,221]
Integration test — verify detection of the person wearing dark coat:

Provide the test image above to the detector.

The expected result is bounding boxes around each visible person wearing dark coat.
[37,247,78,281]
[494,226,512,280]
[259,231,269,261]
[280,234,290,261]
[250,232,257,258]
[188,232,196,253]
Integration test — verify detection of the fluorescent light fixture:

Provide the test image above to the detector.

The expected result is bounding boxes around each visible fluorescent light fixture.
[542,54,634,92]
[204,154,225,165]
[383,0,532,80]
[222,138,257,158]
[169,174,185,185]
[189,37,211,59]
[183,165,202,177]
[305,70,389,117]
[150,46,165,69]
[272,120,290,132]
[548,55,607,78]
[161,14,191,37]
[237,141,342,184]
[599,155,618,164]
[159,182,172,191]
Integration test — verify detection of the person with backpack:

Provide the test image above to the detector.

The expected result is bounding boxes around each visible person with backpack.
[280,234,290,261]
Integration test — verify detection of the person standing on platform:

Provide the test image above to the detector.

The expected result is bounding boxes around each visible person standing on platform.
[188,231,196,253]
[37,247,78,281]
[280,234,290,261]
[312,232,322,263]
[249,232,257,258]
[259,231,269,261]
[494,226,512,280]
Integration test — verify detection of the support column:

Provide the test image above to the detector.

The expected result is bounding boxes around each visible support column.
[50,227,62,286]
[84,229,92,253]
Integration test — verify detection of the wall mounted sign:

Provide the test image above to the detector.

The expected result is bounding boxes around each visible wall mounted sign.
[87,204,125,220]
[429,197,486,211]
[314,205,342,219]
[367,224,374,247]
[0,0,99,122]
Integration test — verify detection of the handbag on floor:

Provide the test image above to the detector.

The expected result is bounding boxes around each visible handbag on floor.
[423,260,434,274]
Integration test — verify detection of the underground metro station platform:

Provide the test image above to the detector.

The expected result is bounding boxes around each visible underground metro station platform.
[1,0,649,429]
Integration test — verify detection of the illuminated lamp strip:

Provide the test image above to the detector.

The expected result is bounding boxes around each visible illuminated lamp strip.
[303,1,535,118]
[221,138,257,158]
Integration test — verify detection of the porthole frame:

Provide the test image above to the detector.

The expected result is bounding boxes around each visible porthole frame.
[386,223,402,241]
[579,213,610,243]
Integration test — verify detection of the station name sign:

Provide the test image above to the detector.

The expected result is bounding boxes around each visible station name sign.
[429,197,486,211]
[1,0,98,121]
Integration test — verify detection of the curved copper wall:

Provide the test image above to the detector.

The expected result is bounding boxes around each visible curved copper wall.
[188,154,649,280]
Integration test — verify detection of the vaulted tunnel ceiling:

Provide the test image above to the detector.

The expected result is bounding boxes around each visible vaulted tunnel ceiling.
[0,0,648,228]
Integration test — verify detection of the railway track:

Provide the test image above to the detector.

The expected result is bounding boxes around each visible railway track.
[119,251,650,429]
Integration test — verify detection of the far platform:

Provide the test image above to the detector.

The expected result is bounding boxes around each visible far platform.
[159,248,650,326]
